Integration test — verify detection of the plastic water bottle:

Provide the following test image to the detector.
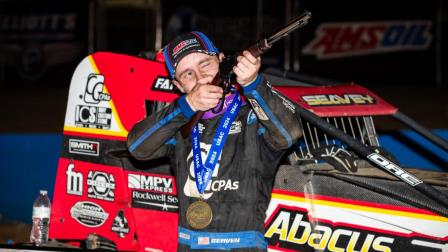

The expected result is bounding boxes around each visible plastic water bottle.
[30,190,51,246]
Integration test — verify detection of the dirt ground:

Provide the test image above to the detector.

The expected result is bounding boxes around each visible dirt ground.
[0,222,31,244]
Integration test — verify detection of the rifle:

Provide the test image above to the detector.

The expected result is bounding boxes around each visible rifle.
[180,10,312,138]
[177,10,448,212]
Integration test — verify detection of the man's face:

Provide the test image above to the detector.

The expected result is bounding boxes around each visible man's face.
[173,52,220,93]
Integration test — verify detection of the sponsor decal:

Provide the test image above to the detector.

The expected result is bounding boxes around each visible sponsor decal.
[211,238,241,244]
[173,38,198,56]
[197,123,206,134]
[66,163,83,196]
[265,205,447,252]
[184,143,239,200]
[70,201,109,227]
[248,99,269,121]
[302,20,432,59]
[87,171,115,201]
[367,153,422,186]
[301,94,376,106]
[179,232,190,240]
[83,74,111,104]
[131,190,178,212]
[74,105,112,129]
[229,121,242,134]
[198,236,210,245]
[151,76,174,92]
[128,174,174,194]
[111,210,129,238]
[69,139,99,156]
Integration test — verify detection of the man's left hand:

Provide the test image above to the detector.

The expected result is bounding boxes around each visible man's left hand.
[233,50,261,86]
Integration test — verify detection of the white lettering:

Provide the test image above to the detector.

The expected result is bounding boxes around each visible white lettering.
[367,153,422,186]
[66,163,83,196]
[215,132,225,146]
[211,238,241,244]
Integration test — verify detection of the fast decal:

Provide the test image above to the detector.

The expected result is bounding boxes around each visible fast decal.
[70,201,109,228]
[83,73,111,104]
[128,174,174,194]
[301,94,376,106]
[68,139,100,156]
[74,105,112,129]
[66,163,83,196]
[87,171,115,201]
[265,205,447,252]
[184,143,239,200]
[151,76,174,93]
[131,190,179,212]
[302,20,432,59]
[111,210,130,238]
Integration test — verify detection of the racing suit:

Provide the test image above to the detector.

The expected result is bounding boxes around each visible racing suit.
[127,74,302,251]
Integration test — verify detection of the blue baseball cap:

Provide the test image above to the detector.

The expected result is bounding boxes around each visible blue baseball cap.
[163,31,219,78]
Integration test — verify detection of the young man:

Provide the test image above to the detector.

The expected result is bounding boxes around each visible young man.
[127,31,302,251]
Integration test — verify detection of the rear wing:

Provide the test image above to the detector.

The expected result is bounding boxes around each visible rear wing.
[275,84,398,117]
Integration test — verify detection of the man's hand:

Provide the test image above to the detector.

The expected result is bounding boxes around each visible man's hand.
[233,50,261,86]
[186,84,223,111]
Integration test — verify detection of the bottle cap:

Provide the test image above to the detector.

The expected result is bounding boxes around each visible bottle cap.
[40,190,48,195]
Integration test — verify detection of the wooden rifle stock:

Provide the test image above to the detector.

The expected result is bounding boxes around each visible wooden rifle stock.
[179,10,312,138]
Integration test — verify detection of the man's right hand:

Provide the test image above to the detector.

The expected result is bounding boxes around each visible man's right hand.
[186,84,223,111]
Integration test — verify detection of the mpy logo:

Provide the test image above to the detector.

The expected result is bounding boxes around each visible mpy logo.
[184,143,239,199]
[302,20,432,59]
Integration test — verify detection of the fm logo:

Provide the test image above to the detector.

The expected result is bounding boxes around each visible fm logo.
[84,74,111,104]
[66,163,83,196]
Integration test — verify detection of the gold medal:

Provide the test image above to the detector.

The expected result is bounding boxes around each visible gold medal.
[186,200,213,229]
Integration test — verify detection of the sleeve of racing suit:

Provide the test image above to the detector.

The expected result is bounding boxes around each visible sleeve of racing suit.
[243,74,303,151]
[127,95,195,160]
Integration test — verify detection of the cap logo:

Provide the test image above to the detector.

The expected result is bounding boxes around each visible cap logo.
[173,38,198,56]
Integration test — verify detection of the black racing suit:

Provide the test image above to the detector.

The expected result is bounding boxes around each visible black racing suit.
[127,74,302,251]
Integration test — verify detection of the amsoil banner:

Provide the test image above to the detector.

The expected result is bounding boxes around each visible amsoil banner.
[297,0,438,87]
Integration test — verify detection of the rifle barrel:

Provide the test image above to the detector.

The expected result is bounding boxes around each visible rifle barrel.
[267,10,312,45]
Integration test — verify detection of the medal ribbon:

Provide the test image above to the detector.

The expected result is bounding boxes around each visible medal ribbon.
[191,94,242,194]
